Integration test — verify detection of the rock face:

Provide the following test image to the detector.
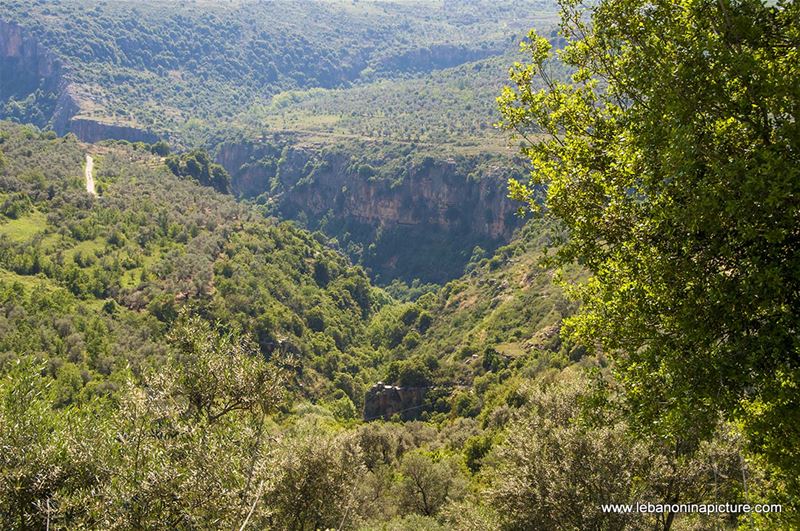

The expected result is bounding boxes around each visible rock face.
[66,118,158,144]
[216,140,523,282]
[0,19,63,128]
[0,20,155,143]
[0,20,61,81]
[50,86,80,134]
[363,383,427,421]
[281,150,516,240]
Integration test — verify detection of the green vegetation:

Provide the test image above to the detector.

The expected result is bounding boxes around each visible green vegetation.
[500,0,800,523]
[0,0,568,289]
[0,0,796,527]
[0,210,47,241]
[217,135,526,283]
[0,120,775,528]
[0,122,383,392]
[372,221,581,396]
[0,0,559,144]
[166,149,231,193]
[237,49,568,150]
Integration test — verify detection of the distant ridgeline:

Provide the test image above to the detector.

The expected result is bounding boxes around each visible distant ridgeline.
[0,0,560,144]
[0,0,562,284]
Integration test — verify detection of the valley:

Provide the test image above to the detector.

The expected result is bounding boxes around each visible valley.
[217,137,525,282]
[0,0,797,529]
[0,0,563,285]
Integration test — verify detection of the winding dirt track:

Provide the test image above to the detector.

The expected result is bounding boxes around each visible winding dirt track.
[85,154,96,196]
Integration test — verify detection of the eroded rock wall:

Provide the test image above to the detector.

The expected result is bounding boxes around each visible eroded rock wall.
[0,19,64,127]
[363,383,427,421]
[67,118,158,144]
[0,19,155,143]
[216,140,523,282]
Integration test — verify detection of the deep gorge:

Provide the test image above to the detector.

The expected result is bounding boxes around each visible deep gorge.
[216,139,524,283]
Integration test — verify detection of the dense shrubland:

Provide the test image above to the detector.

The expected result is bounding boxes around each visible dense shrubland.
[0,121,782,529]
[0,122,382,397]
[166,149,231,194]
[1,333,766,529]
[0,0,797,526]
[0,0,559,143]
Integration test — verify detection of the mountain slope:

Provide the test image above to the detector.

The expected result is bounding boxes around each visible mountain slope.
[0,118,575,416]
[0,120,388,397]
[0,0,559,143]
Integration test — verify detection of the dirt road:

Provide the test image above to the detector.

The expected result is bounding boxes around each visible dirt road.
[85,154,96,196]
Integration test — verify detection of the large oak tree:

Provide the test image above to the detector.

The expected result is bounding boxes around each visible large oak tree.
[499,0,799,495]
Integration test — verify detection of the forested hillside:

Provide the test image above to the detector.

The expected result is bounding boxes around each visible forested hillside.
[0,122,387,398]
[0,0,566,285]
[0,0,558,142]
[0,0,798,528]
[0,121,788,529]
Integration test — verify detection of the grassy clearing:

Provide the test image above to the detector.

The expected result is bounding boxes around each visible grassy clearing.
[0,211,48,242]
[64,238,107,262]
[0,268,60,292]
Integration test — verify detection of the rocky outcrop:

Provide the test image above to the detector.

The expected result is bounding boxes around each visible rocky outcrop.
[281,149,517,240]
[0,19,156,143]
[216,139,523,282]
[66,118,158,144]
[50,86,80,134]
[363,383,427,421]
[0,19,64,127]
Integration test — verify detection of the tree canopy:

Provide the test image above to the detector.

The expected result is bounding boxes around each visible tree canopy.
[499,0,799,491]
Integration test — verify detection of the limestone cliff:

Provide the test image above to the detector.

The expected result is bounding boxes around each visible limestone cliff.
[0,19,63,128]
[0,19,155,143]
[216,139,523,283]
[66,118,158,144]
[363,383,427,421]
[0,20,61,81]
